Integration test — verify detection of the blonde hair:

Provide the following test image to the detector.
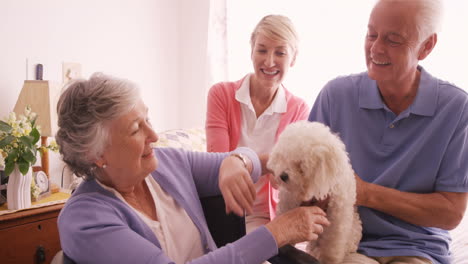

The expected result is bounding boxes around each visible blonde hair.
[250,14,299,53]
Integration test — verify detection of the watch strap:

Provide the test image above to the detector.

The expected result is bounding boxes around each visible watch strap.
[230,153,248,168]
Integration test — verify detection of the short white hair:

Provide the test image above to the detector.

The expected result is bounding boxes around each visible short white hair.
[415,0,443,40]
[56,73,140,179]
[375,0,443,41]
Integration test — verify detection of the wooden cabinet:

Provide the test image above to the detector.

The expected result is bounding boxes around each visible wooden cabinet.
[0,204,64,264]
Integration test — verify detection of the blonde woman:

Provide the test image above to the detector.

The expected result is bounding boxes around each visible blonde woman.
[206,15,310,233]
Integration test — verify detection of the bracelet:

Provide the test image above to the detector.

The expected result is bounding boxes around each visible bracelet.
[230,153,248,169]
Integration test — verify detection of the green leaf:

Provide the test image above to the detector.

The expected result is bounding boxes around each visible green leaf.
[19,135,33,149]
[18,160,30,175]
[31,153,37,164]
[7,148,19,161]
[0,120,12,132]
[23,149,36,163]
[31,116,37,127]
[0,135,14,148]
[4,161,14,176]
[31,146,37,164]
[31,127,40,144]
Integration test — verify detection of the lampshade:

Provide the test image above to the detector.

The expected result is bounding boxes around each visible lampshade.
[13,80,60,137]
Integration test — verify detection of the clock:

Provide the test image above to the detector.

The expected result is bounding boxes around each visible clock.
[33,171,51,200]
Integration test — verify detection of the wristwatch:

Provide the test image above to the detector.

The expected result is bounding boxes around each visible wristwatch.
[230,153,248,168]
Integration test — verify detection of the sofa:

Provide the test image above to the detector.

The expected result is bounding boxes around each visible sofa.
[154,127,207,152]
[156,127,468,263]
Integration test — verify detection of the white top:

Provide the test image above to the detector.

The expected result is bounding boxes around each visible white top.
[96,176,204,264]
[235,73,287,233]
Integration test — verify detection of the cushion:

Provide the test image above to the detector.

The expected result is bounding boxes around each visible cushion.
[153,127,206,152]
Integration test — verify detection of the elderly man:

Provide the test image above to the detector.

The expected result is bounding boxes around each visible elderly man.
[308,0,468,263]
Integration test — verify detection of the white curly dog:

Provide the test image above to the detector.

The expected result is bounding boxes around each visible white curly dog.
[267,121,362,264]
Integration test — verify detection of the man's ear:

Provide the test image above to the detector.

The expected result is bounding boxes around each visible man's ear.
[418,33,437,60]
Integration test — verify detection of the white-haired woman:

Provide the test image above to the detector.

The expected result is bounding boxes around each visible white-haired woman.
[56,73,329,264]
[206,14,310,233]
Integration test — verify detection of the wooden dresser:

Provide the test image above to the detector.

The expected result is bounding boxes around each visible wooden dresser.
[0,202,66,264]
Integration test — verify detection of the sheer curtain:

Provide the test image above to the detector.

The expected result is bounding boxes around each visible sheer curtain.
[206,0,228,86]
[179,0,228,128]
[223,1,468,105]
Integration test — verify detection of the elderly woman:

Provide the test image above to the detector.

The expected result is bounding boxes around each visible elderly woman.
[206,14,310,233]
[56,73,329,264]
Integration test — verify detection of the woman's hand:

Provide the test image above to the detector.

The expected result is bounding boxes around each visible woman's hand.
[218,154,256,216]
[265,206,330,247]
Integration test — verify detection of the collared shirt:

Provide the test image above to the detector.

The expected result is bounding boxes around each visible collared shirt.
[235,73,287,154]
[235,73,287,232]
[309,66,468,264]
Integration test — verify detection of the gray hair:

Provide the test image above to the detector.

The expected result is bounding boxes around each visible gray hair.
[56,73,140,180]
[375,0,443,42]
[250,14,299,54]
[415,0,443,41]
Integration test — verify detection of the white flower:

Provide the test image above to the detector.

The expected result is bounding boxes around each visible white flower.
[24,106,31,116]
[48,140,59,152]
[0,106,58,176]
[30,179,40,200]
[29,112,37,121]
[8,112,16,124]
[12,129,22,138]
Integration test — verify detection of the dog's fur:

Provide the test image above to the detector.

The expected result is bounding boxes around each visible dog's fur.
[267,121,362,264]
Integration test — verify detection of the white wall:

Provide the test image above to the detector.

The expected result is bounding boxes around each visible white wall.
[0,0,191,185]
[178,1,211,129]
[226,1,468,105]
[0,0,184,130]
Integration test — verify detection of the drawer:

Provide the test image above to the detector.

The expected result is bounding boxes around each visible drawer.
[0,217,60,264]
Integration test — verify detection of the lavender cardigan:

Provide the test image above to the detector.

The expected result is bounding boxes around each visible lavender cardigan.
[58,147,278,264]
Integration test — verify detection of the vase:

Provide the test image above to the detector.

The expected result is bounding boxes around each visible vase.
[7,165,32,210]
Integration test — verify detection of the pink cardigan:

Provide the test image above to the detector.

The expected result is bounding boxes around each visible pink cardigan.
[205,76,310,219]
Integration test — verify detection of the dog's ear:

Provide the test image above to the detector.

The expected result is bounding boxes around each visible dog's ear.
[304,145,340,199]
[294,161,304,175]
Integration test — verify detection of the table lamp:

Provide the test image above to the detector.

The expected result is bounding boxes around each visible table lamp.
[13,80,61,193]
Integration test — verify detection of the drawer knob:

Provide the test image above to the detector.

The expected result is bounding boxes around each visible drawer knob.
[36,246,46,263]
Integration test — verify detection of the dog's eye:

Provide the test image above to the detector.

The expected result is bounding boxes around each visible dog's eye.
[280,172,289,182]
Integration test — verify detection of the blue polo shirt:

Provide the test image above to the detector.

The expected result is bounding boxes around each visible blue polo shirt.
[308,66,468,264]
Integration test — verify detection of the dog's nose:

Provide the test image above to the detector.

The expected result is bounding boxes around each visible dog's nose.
[280,172,289,182]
